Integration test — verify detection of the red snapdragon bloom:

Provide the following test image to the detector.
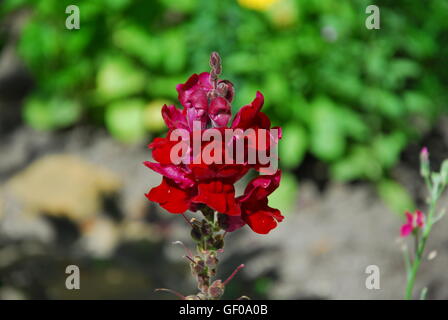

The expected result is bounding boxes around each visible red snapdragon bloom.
[145,53,283,234]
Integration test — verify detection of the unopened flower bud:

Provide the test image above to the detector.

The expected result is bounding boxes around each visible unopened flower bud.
[196,243,206,254]
[440,159,448,186]
[210,52,222,75]
[195,256,205,267]
[191,225,202,241]
[420,147,430,178]
[191,218,201,228]
[201,206,215,221]
[206,237,216,249]
[431,172,442,194]
[201,220,212,235]
[213,234,224,250]
[206,252,218,267]
[197,275,210,292]
[191,256,205,275]
[209,72,219,85]
[208,280,225,299]
[217,80,234,102]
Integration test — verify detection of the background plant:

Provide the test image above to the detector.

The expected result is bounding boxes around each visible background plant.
[401,148,448,300]
[1,0,448,213]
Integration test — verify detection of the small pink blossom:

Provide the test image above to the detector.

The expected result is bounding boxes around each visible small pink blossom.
[400,210,425,237]
[420,147,429,163]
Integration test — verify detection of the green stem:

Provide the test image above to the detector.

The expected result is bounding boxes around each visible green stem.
[405,232,427,299]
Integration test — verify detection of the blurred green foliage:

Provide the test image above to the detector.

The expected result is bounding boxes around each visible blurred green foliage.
[2,0,448,186]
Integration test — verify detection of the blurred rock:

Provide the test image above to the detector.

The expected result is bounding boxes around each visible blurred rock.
[79,216,119,258]
[3,154,121,222]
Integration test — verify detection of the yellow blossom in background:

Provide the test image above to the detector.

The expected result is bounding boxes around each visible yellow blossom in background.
[267,0,298,28]
[237,0,280,11]
[143,99,173,132]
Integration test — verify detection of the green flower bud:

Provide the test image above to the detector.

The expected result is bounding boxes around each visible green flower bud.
[213,235,224,250]
[420,147,430,178]
[206,252,218,267]
[201,206,215,222]
[201,220,212,235]
[191,226,202,241]
[440,159,448,186]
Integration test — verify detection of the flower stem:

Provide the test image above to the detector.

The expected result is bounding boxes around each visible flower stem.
[405,236,426,299]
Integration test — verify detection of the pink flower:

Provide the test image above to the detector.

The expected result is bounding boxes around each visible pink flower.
[400,210,425,237]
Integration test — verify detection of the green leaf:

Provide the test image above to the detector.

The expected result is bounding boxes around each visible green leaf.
[159,0,198,13]
[143,99,172,132]
[254,277,272,295]
[105,99,146,143]
[2,0,31,13]
[113,25,162,68]
[101,0,131,10]
[404,92,432,114]
[377,180,415,215]
[146,75,186,99]
[268,172,298,215]
[339,109,368,141]
[280,124,308,169]
[162,30,187,74]
[372,132,406,168]
[331,146,382,181]
[18,21,59,70]
[309,97,345,161]
[96,56,146,101]
[24,96,81,130]
[263,72,289,106]
[440,159,448,185]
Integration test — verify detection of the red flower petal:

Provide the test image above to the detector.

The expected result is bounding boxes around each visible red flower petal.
[144,162,194,188]
[239,170,281,203]
[192,180,240,216]
[161,104,188,130]
[232,91,271,130]
[146,178,194,214]
[209,97,232,128]
[237,170,283,234]
[243,201,284,234]
[148,135,180,164]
